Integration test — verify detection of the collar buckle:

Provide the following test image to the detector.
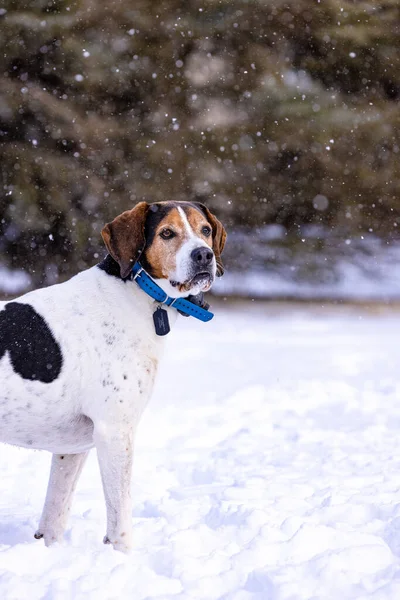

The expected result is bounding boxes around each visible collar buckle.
[132,267,144,281]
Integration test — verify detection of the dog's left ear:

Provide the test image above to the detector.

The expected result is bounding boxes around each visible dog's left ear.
[196,203,227,277]
[102,202,149,279]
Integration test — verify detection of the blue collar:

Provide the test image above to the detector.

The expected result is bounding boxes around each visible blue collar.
[131,262,214,322]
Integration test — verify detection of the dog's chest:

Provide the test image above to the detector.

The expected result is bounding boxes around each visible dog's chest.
[85,307,161,407]
[57,273,165,418]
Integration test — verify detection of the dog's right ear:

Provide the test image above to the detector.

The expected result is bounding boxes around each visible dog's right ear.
[101,202,149,279]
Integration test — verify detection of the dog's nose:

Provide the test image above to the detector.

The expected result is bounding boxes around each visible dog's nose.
[191,247,214,267]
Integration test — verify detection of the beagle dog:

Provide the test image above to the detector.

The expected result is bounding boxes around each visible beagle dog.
[0,201,226,553]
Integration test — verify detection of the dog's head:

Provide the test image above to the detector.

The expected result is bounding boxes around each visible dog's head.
[101,201,227,298]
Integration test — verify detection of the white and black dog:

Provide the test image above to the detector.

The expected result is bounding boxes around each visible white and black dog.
[0,201,226,553]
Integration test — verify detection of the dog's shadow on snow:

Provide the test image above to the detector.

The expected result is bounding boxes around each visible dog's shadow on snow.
[0,519,36,546]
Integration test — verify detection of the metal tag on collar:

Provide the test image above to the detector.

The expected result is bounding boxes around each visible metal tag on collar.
[153,305,170,336]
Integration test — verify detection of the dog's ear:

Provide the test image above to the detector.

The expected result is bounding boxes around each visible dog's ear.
[102,202,149,279]
[195,203,227,277]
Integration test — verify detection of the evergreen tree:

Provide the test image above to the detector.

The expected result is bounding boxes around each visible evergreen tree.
[1,1,399,287]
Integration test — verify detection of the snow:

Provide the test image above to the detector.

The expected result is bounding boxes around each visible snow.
[1,302,400,599]
[0,266,30,295]
[215,232,400,302]
[214,264,400,301]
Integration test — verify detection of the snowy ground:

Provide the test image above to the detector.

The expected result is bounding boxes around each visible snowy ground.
[1,302,400,599]
[216,228,400,302]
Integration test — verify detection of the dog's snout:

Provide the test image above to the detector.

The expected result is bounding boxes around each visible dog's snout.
[191,247,213,267]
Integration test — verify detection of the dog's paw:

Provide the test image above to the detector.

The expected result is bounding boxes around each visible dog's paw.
[103,533,132,553]
[34,526,64,546]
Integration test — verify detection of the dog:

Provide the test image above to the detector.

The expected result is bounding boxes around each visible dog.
[0,200,226,553]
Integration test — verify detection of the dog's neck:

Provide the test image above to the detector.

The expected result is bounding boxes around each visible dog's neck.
[95,254,179,336]
[97,255,212,329]
[97,254,156,311]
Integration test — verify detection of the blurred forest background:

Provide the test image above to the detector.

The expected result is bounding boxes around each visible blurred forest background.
[1,0,400,299]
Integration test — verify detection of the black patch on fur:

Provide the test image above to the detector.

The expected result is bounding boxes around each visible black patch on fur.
[98,254,123,279]
[181,202,208,219]
[0,302,63,383]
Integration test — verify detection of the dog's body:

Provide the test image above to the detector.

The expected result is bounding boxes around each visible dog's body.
[0,265,164,454]
[0,201,226,553]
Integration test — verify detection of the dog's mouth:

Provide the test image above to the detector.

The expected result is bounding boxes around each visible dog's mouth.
[170,272,213,293]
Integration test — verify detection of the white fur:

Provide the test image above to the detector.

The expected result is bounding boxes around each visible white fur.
[0,266,178,552]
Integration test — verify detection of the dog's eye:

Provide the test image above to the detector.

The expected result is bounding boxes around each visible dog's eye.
[160,228,175,240]
[201,225,212,237]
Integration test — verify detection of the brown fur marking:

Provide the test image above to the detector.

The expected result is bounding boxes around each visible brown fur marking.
[102,202,149,278]
[143,207,188,279]
[184,207,214,248]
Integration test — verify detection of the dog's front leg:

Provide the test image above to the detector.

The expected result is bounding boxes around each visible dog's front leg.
[94,423,134,553]
[35,452,88,546]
